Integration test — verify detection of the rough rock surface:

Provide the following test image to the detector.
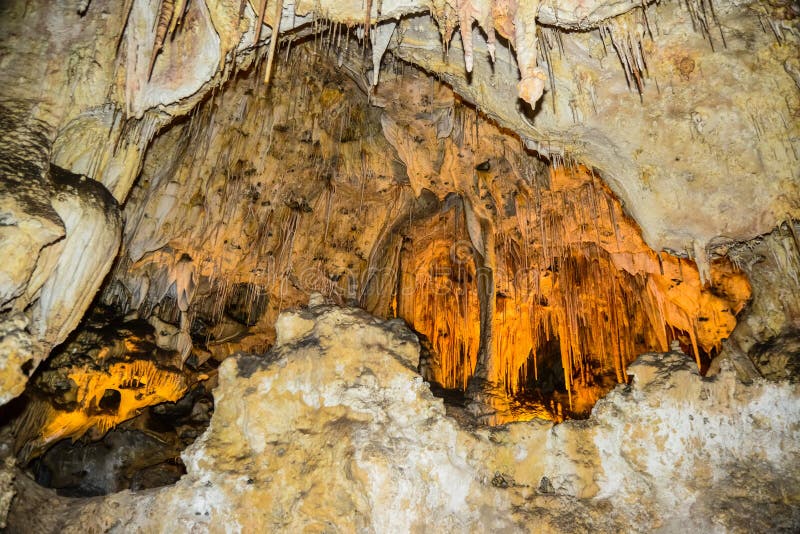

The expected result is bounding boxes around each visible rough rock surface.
[6,304,800,532]
[0,98,122,404]
[0,456,13,530]
[1,0,797,409]
[0,315,39,408]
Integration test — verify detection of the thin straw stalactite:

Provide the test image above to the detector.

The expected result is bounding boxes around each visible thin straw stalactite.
[263,0,284,87]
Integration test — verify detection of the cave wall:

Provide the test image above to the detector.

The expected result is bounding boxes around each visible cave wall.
[1,0,797,405]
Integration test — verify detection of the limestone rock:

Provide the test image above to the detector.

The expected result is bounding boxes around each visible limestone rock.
[750,330,800,382]
[0,314,39,406]
[391,1,800,256]
[0,100,123,404]
[0,102,64,311]
[6,305,799,532]
[0,432,14,530]
[0,190,63,310]
[27,166,122,349]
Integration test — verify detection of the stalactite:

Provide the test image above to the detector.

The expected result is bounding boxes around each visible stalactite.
[13,359,189,461]
[600,9,650,96]
[684,0,727,49]
[512,0,547,106]
[148,0,175,79]
[400,164,750,420]
[263,0,284,87]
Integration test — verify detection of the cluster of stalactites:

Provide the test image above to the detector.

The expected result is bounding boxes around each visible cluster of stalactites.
[13,360,188,461]
[400,166,750,418]
[423,0,549,106]
[492,249,664,407]
[123,0,551,106]
[397,205,481,391]
[501,169,748,410]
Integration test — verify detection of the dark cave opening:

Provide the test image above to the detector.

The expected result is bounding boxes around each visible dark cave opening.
[5,306,217,497]
[21,381,215,497]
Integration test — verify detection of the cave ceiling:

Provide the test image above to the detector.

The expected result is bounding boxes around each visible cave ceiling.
[2,0,798,250]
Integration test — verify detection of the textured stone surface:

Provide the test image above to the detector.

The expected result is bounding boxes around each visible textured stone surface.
[0,1,798,528]
[0,102,63,310]
[6,304,799,532]
[0,455,13,530]
[0,0,797,409]
[0,314,39,406]
[0,98,123,404]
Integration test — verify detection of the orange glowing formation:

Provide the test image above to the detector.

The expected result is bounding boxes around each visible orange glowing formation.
[15,359,188,459]
[400,166,751,419]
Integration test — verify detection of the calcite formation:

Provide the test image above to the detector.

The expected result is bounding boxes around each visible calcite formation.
[0,101,122,404]
[5,304,799,532]
[13,358,188,459]
[0,0,798,530]
[0,0,797,403]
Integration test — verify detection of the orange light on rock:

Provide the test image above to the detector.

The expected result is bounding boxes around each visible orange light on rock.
[402,165,751,422]
[14,360,189,460]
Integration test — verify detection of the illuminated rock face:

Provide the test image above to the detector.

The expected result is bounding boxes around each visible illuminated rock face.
[14,359,188,459]
[400,165,751,419]
[0,0,797,409]
[6,305,800,532]
[11,318,191,461]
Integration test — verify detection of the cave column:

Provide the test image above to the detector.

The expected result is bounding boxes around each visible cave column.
[473,219,496,384]
[464,196,497,394]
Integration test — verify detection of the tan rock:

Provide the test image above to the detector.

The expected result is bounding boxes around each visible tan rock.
[7,305,799,532]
